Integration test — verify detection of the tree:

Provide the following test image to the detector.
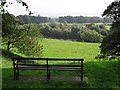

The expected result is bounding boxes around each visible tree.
[99,0,120,59]
[2,13,20,51]
[80,30,103,43]
[1,0,43,57]
[70,26,80,41]
[13,24,43,57]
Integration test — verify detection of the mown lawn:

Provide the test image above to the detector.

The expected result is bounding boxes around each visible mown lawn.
[2,38,119,89]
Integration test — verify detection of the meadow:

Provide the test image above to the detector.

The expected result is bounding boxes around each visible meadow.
[2,38,119,89]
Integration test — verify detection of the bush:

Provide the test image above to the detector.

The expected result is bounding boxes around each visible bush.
[80,30,103,43]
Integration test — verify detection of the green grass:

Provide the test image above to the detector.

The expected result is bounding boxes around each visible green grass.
[2,38,119,89]
[41,39,100,61]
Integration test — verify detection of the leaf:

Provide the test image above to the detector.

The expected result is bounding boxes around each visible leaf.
[1,1,7,6]
[22,2,27,6]
[29,11,33,15]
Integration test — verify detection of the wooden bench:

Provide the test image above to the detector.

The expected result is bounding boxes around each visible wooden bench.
[12,57,84,81]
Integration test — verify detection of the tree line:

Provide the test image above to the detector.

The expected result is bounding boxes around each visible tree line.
[39,22,109,43]
[17,15,51,24]
[58,16,111,23]
[17,15,112,24]
[11,14,112,43]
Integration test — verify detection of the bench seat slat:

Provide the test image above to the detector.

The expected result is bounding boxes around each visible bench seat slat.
[17,67,47,70]
[50,66,81,71]
[16,66,81,71]
[17,67,81,71]
[15,64,82,67]
[49,68,81,71]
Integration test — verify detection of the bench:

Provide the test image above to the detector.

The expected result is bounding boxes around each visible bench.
[12,57,84,81]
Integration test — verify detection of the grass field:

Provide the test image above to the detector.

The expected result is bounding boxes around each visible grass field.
[2,38,119,89]
[41,39,100,61]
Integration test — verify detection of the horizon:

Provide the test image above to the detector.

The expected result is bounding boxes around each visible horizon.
[16,14,109,19]
[6,0,113,18]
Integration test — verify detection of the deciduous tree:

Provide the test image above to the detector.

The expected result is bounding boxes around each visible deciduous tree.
[99,0,120,59]
[1,0,43,57]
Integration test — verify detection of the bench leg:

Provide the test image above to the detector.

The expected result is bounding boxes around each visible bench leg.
[81,68,83,81]
[16,69,19,80]
[47,70,50,81]
[13,68,19,80]
[48,70,50,80]
[13,66,17,80]
[13,70,16,80]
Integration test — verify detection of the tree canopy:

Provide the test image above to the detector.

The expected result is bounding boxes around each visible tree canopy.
[16,15,112,24]
[1,0,43,57]
[98,0,120,59]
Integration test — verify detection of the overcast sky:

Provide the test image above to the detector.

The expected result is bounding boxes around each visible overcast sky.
[6,0,113,17]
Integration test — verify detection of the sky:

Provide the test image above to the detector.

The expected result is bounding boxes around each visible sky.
[6,0,114,18]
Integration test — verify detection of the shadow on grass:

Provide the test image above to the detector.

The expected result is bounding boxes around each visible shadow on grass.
[2,68,89,89]
[84,60,119,88]
[2,60,119,89]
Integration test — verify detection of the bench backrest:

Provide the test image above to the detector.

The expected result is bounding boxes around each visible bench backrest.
[12,57,84,66]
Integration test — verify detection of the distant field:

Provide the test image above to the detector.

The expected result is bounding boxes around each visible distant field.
[41,38,100,62]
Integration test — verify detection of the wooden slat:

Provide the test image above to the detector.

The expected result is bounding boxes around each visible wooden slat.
[15,63,83,66]
[16,66,81,71]
[17,67,47,70]
[49,69,81,71]
[12,57,84,61]
[49,65,82,67]
[15,64,47,66]
[16,67,81,71]
[49,66,81,71]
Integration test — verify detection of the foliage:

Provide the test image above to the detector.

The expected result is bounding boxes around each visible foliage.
[1,0,43,57]
[17,15,51,24]
[100,30,120,58]
[39,22,107,42]
[99,0,120,59]
[58,16,112,23]
[12,24,43,57]
[2,13,20,51]
[16,15,112,24]
[80,30,103,43]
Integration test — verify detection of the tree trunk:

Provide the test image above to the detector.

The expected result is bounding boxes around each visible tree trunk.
[7,40,10,52]
[7,41,10,56]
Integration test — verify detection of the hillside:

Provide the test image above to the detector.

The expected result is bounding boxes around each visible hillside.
[41,38,100,61]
